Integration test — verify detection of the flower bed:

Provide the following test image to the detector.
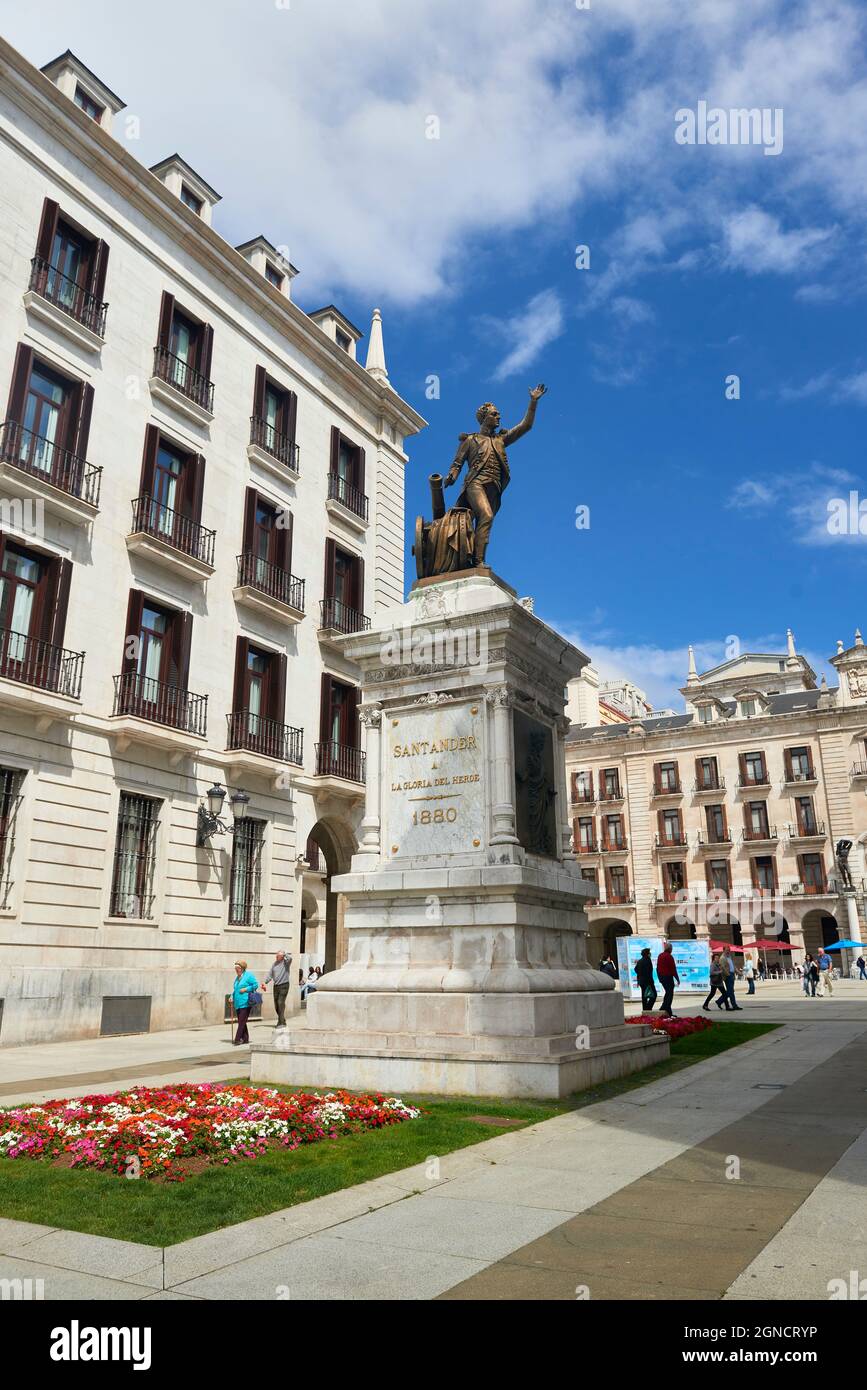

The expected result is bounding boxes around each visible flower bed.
[0,1083,421,1182]
[627,1013,714,1041]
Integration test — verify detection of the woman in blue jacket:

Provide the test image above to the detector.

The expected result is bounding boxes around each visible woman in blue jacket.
[232,959,259,1044]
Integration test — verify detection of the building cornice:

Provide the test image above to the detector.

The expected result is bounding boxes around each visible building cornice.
[0,36,427,443]
[568,702,867,759]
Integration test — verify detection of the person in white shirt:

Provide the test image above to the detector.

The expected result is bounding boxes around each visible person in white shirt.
[743,955,756,995]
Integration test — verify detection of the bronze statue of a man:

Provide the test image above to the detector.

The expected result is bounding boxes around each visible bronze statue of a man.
[444,384,547,567]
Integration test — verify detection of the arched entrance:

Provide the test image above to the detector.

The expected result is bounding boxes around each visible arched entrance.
[665,916,697,942]
[306,816,357,973]
[586,919,632,974]
[708,918,743,947]
[802,909,840,959]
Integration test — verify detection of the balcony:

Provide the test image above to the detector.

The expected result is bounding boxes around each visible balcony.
[737,772,770,790]
[605,892,634,906]
[787,820,826,845]
[571,787,595,805]
[326,472,369,531]
[782,770,817,789]
[0,626,84,725]
[598,791,624,805]
[24,256,107,351]
[655,832,688,853]
[655,885,687,904]
[126,495,216,581]
[318,597,371,647]
[149,346,214,424]
[695,832,732,851]
[574,840,599,856]
[0,420,101,524]
[693,776,726,795]
[785,879,831,899]
[226,710,303,780]
[233,553,305,623]
[742,825,778,846]
[109,671,207,759]
[314,741,365,787]
[248,416,300,482]
[851,762,867,781]
[651,779,682,799]
[600,838,629,855]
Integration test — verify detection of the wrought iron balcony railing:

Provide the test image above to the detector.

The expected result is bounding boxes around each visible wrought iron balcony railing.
[319,596,370,635]
[112,671,207,737]
[236,553,304,612]
[742,824,778,842]
[28,256,107,336]
[737,771,770,788]
[693,776,726,793]
[0,626,84,699]
[571,787,595,804]
[652,779,682,797]
[787,820,826,840]
[315,740,365,783]
[249,416,299,472]
[655,831,687,848]
[227,710,303,765]
[327,471,369,520]
[152,345,214,413]
[574,840,598,855]
[130,495,216,567]
[0,420,101,507]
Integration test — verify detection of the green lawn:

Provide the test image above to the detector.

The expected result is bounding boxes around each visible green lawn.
[0,1021,777,1246]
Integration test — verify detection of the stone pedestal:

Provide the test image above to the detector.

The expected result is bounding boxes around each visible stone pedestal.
[251,574,667,1098]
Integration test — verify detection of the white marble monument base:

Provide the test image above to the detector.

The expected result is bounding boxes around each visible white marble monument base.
[252,995,667,1099]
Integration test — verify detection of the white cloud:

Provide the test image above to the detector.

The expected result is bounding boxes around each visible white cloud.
[722,209,835,276]
[488,290,565,381]
[725,463,867,547]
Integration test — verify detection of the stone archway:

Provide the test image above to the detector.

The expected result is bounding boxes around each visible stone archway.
[802,908,840,959]
[306,815,358,973]
[665,916,697,942]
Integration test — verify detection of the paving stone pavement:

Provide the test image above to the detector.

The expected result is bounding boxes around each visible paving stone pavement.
[1,1013,866,1300]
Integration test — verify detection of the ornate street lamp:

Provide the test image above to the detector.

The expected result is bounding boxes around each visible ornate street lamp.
[196,783,251,846]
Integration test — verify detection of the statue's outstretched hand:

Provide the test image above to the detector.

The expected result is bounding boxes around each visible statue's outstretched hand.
[444,472,456,487]
[529,383,547,401]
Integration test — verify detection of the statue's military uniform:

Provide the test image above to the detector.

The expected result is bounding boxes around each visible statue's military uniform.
[446,430,516,564]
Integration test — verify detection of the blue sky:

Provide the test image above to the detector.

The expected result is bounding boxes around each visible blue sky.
[4,0,867,707]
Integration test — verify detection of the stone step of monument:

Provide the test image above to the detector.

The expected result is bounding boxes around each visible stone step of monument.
[258,1022,660,1063]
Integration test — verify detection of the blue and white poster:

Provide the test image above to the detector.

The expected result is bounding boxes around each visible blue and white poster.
[615,936,711,999]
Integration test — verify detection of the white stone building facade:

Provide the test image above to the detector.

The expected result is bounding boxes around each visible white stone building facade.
[565,631,867,966]
[0,43,425,1044]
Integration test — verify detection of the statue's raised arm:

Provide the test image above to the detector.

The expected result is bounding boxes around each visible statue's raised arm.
[501,383,547,446]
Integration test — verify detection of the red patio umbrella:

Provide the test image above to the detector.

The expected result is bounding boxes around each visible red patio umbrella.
[743,939,795,976]
[710,941,745,953]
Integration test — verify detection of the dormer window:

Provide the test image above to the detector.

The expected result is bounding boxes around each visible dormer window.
[740,699,757,718]
[74,85,104,122]
[336,329,352,352]
[698,704,714,724]
[265,262,284,291]
[180,184,204,216]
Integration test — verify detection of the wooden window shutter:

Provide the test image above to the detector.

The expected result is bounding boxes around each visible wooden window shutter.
[694,756,703,787]
[189,455,206,525]
[122,590,145,673]
[275,506,292,573]
[157,291,175,348]
[90,240,109,303]
[657,808,665,839]
[604,865,612,899]
[329,425,340,475]
[253,366,267,418]
[355,554,365,614]
[749,857,758,890]
[784,748,793,781]
[572,817,579,851]
[70,381,95,460]
[232,637,249,714]
[323,537,336,601]
[672,759,680,789]
[676,809,684,841]
[35,198,60,263]
[6,344,34,424]
[45,557,72,648]
[286,390,298,443]
[772,856,779,890]
[705,860,713,890]
[171,611,193,691]
[653,762,661,793]
[806,746,815,778]
[796,853,806,884]
[270,653,287,723]
[139,425,161,496]
[738,752,748,783]
[319,673,332,744]
[242,486,257,551]
[345,684,360,748]
[357,447,366,495]
[622,866,629,899]
[199,323,214,382]
[721,803,729,839]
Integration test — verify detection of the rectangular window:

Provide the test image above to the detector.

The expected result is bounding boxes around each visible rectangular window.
[180,184,204,215]
[4,345,95,496]
[576,816,595,851]
[30,199,109,335]
[323,540,365,631]
[696,756,719,790]
[74,85,104,122]
[580,867,599,901]
[706,804,727,842]
[795,796,817,835]
[603,814,624,849]
[800,853,826,893]
[660,808,683,844]
[229,637,287,758]
[229,818,265,925]
[0,538,72,691]
[251,368,297,467]
[698,704,713,724]
[117,589,193,731]
[265,262,284,290]
[663,861,686,898]
[741,751,767,785]
[655,760,679,792]
[135,425,207,561]
[601,768,620,799]
[708,860,730,891]
[607,865,628,902]
[573,770,593,802]
[155,292,214,410]
[787,746,814,780]
[109,793,160,919]
[753,856,776,892]
[746,801,770,838]
[0,767,24,908]
[328,427,367,518]
[336,329,352,352]
[740,699,756,718]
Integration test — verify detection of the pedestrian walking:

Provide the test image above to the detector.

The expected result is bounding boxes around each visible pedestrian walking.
[719,946,743,1011]
[802,955,818,997]
[260,948,293,1028]
[231,959,259,1045]
[656,941,680,1017]
[817,948,834,996]
[857,955,867,982]
[743,954,756,995]
[634,947,657,1012]
[702,952,731,1012]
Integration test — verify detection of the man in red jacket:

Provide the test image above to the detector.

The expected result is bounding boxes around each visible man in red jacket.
[656,942,680,1016]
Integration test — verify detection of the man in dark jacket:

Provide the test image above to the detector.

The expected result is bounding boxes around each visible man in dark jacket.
[656,942,680,1016]
[634,947,657,1011]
